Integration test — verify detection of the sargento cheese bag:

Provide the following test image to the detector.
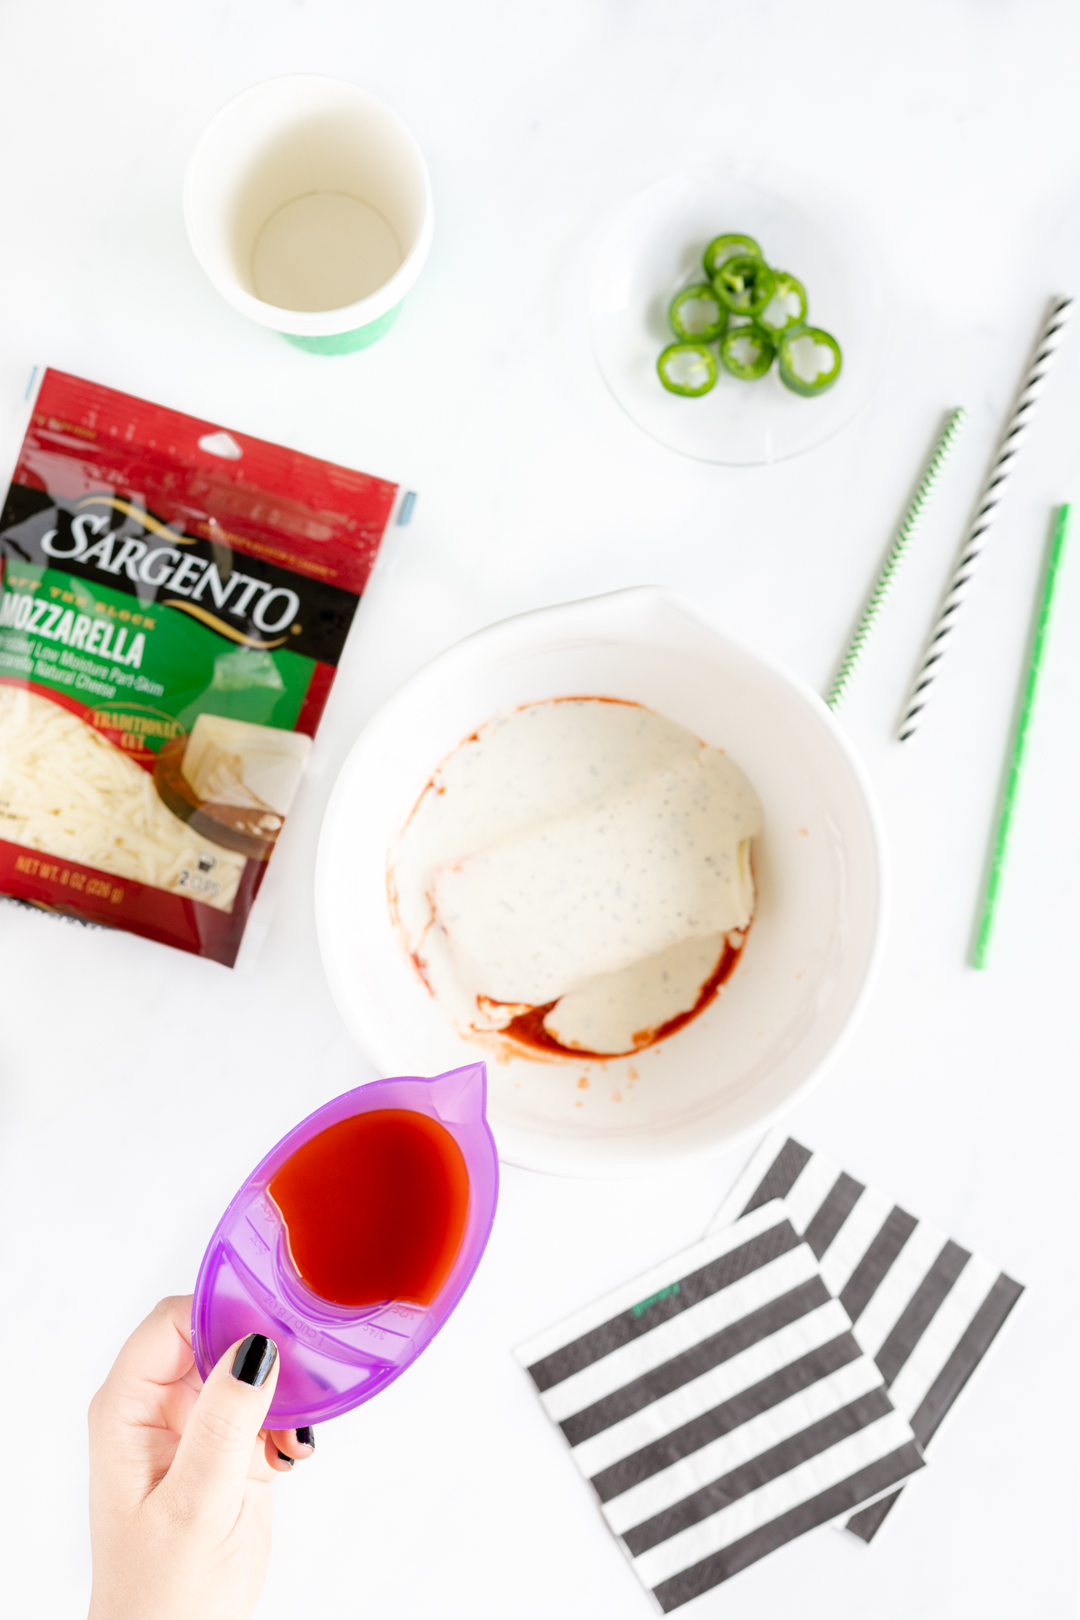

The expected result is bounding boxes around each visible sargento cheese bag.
[0,369,398,964]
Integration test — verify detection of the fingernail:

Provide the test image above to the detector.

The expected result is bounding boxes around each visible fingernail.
[276,1450,295,1467]
[296,1426,315,1451]
[231,1333,277,1388]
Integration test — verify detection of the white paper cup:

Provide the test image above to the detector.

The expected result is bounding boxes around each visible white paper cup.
[184,75,433,354]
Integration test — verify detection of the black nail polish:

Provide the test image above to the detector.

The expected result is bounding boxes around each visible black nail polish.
[231,1333,277,1387]
[276,1450,295,1467]
[296,1426,315,1451]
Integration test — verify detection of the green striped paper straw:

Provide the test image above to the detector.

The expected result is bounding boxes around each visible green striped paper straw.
[972,502,1071,968]
[827,407,967,709]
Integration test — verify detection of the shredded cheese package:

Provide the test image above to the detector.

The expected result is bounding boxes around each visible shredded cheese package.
[0,369,397,963]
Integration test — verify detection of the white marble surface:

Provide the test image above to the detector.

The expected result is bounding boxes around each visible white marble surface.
[0,1,1077,1615]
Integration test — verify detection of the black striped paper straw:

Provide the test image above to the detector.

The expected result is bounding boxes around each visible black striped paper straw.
[897,295,1073,743]
[826,408,967,709]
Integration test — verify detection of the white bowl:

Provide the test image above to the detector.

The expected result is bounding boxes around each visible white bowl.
[315,588,887,1176]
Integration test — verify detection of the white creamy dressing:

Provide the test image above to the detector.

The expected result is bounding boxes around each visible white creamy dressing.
[545,930,739,1054]
[390,699,763,1056]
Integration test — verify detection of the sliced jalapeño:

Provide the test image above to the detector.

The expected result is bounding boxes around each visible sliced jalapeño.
[712,254,775,317]
[757,271,808,340]
[703,233,762,279]
[669,283,727,343]
[657,342,718,396]
[719,323,776,381]
[777,327,842,396]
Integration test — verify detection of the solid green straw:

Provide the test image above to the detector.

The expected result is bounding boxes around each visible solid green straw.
[827,407,967,709]
[972,502,1071,968]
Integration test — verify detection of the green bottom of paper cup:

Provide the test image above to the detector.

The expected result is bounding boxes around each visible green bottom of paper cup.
[282,303,403,355]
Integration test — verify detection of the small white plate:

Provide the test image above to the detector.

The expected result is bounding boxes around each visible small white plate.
[589,169,891,465]
[315,588,888,1178]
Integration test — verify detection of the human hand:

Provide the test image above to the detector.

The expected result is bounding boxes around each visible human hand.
[88,1295,314,1620]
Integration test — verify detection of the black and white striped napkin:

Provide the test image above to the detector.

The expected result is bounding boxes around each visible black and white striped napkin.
[709,1131,1024,1541]
[516,1200,923,1609]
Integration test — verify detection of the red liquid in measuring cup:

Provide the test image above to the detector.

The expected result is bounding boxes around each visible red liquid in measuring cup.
[268,1109,470,1309]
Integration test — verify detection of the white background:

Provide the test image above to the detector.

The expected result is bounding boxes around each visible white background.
[0,1,1077,1615]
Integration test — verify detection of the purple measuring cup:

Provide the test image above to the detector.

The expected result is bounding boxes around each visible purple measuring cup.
[191,1063,498,1429]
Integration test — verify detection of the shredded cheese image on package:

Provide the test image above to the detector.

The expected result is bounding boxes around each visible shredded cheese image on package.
[180,715,313,818]
[0,685,244,910]
[0,368,398,963]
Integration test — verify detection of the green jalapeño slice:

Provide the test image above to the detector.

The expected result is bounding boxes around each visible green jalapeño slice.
[657,342,718,396]
[669,283,727,342]
[712,254,776,316]
[703,233,762,279]
[719,323,776,381]
[777,326,843,396]
[757,271,808,340]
